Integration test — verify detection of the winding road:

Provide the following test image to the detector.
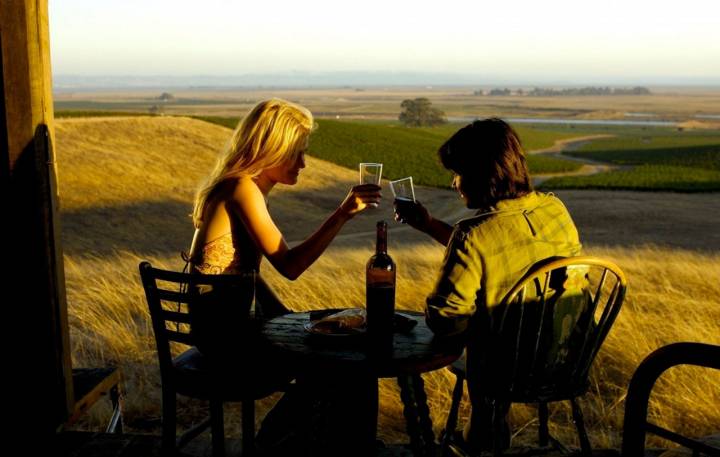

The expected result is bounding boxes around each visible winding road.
[529,134,621,185]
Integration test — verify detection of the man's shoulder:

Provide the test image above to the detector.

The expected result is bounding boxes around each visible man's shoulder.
[454,192,573,236]
[453,192,547,231]
[454,212,495,236]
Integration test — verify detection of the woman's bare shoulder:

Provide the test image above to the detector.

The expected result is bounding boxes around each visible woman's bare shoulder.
[228,177,263,201]
[227,177,268,215]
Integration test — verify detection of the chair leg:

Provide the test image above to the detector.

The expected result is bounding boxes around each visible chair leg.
[210,400,225,457]
[570,398,592,456]
[106,384,124,434]
[411,374,436,456]
[398,375,424,457]
[538,401,549,447]
[242,400,255,457]
[492,400,504,457]
[161,389,177,457]
[441,373,465,457]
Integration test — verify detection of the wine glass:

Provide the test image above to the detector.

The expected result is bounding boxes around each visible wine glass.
[359,163,383,185]
[389,176,415,202]
[359,163,382,208]
[390,177,417,222]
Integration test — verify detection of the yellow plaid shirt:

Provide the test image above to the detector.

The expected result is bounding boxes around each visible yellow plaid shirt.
[426,191,582,336]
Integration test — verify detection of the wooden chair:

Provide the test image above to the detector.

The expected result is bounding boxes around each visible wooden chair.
[622,342,720,457]
[441,256,627,457]
[139,261,292,457]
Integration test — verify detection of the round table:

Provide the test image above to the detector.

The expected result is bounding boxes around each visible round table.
[260,310,464,456]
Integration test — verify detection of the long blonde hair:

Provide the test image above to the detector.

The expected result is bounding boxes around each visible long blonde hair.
[192,98,314,227]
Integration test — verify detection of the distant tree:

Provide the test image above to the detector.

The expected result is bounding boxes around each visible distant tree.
[158,92,175,101]
[148,105,163,115]
[473,89,485,96]
[399,98,447,127]
[489,88,511,96]
[528,86,651,96]
[614,86,651,95]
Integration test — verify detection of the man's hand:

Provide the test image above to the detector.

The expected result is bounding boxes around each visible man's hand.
[393,199,431,231]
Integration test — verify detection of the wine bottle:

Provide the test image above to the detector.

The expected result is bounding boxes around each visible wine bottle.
[366,220,396,341]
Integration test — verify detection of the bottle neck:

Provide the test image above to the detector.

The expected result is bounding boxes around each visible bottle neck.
[376,221,387,254]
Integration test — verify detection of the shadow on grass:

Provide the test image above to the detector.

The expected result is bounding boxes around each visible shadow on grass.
[558,190,720,253]
[60,190,720,262]
[60,199,193,258]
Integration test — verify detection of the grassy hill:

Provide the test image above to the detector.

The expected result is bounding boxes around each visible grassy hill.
[55,115,468,258]
[55,116,719,449]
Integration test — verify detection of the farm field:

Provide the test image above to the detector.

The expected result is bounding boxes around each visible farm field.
[186,116,720,191]
[55,116,720,451]
[190,116,585,187]
[542,128,720,191]
[53,86,720,124]
[57,103,720,192]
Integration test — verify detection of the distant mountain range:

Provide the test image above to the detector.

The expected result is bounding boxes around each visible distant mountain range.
[52,72,720,90]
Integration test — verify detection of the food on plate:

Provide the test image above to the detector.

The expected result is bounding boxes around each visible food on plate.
[310,308,366,334]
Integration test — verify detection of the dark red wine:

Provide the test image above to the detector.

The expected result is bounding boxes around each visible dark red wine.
[393,197,419,224]
[366,282,394,335]
[394,196,415,210]
[366,221,396,341]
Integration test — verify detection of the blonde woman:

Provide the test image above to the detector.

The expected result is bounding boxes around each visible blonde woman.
[187,98,381,323]
[186,98,381,455]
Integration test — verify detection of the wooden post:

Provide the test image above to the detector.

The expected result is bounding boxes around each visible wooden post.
[1,0,73,435]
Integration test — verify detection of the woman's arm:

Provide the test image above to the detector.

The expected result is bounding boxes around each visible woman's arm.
[230,179,381,280]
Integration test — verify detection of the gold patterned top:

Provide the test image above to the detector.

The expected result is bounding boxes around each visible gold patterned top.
[190,231,259,275]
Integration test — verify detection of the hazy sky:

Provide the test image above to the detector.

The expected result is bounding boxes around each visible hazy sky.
[49,0,720,83]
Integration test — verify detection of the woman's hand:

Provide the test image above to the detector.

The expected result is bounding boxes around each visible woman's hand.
[339,184,382,218]
[394,199,431,231]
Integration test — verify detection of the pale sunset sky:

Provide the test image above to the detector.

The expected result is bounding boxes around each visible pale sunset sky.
[49,0,720,84]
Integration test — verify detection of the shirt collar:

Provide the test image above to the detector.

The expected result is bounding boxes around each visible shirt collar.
[475,192,545,217]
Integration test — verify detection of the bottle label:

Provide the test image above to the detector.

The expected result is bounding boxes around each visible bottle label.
[367,269,394,284]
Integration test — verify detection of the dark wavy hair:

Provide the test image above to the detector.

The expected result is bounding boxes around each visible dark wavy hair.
[438,118,532,209]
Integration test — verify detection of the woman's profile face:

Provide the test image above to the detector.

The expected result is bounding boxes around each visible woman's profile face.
[452,172,482,209]
[452,173,470,206]
[263,149,307,186]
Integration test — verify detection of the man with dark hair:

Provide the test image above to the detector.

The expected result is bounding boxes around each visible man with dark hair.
[395,118,582,452]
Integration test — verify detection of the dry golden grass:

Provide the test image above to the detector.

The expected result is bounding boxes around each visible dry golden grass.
[56,116,719,450]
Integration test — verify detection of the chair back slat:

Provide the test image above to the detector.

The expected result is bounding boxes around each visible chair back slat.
[529,271,553,375]
[156,289,191,304]
[138,261,256,377]
[479,256,627,402]
[145,266,194,283]
[589,280,625,371]
[575,268,607,359]
[165,330,195,346]
[509,289,526,394]
[161,309,193,325]
[591,269,609,312]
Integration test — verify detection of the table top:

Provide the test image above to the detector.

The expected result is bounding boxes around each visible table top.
[260,309,464,378]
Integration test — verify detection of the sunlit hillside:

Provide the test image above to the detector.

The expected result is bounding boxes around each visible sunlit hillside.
[56,116,720,450]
